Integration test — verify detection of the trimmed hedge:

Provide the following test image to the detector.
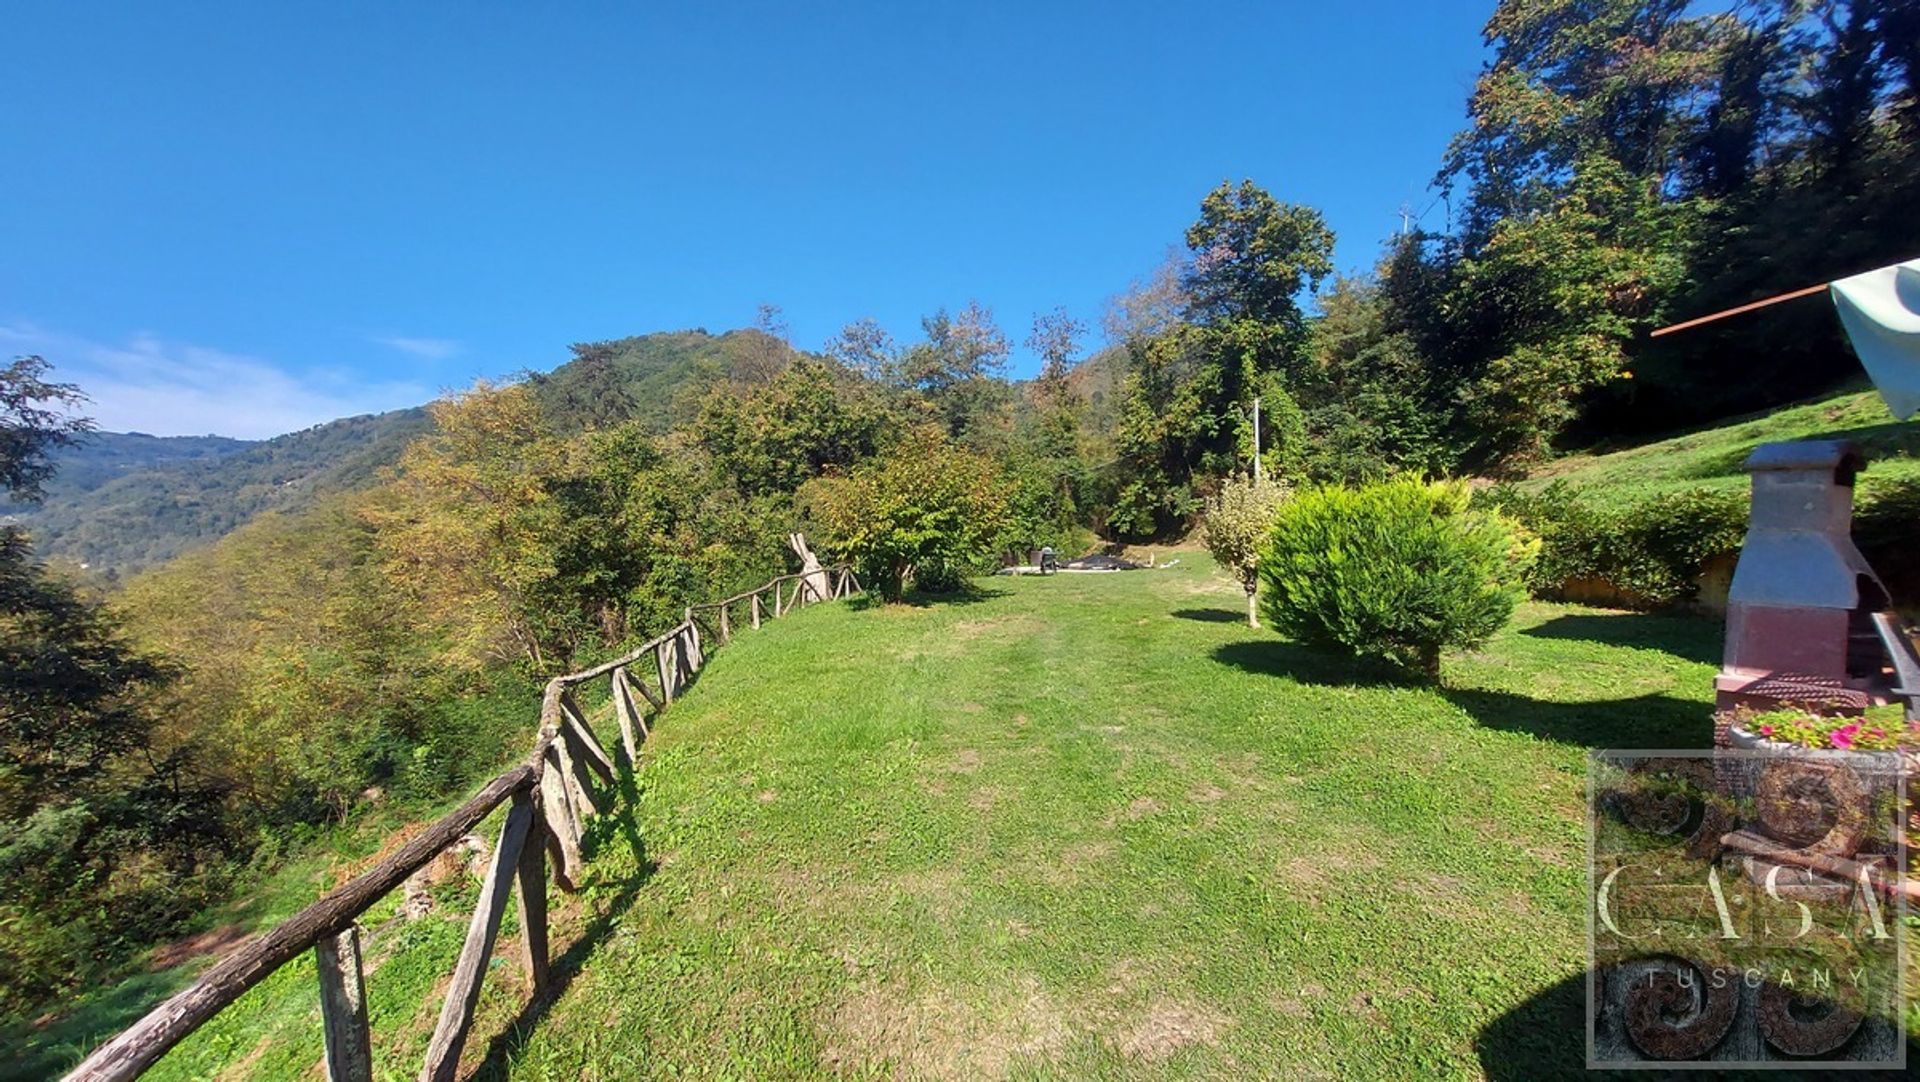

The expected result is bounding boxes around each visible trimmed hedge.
[1481,476,1920,610]
[1477,482,1745,608]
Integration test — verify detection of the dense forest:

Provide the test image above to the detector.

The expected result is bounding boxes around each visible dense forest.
[2,0,1916,1019]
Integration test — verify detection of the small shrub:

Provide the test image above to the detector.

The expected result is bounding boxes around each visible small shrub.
[1259,476,1536,677]
[1201,473,1291,627]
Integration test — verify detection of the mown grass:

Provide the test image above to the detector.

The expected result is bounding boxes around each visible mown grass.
[37,554,1738,1080]
[44,555,1916,1078]
[1524,386,1920,507]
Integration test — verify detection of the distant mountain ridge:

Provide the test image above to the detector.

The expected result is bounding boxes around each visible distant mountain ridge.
[8,328,788,577]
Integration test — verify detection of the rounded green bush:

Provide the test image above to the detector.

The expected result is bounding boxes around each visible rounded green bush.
[1258,476,1537,677]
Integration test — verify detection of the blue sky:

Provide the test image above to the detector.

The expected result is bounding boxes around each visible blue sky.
[2,2,1493,438]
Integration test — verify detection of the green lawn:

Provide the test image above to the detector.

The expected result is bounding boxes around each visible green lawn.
[71,554,1746,1080]
[1523,386,1920,507]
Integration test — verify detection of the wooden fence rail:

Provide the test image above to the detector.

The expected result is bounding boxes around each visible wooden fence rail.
[64,565,860,1082]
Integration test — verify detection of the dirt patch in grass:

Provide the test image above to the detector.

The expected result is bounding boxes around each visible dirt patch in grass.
[820,975,1070,1077]
[948,748,984,773]
[1116,998,1225,1063]
[150,922,251,970]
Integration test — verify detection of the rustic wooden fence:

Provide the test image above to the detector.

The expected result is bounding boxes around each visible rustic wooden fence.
[65,565,862,1082]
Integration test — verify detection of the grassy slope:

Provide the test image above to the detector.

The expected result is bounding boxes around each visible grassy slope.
[1523,387,1920,507]
[107,556,1741,1080]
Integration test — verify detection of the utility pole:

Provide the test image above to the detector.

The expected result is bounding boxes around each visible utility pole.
[1252,395,1262,482]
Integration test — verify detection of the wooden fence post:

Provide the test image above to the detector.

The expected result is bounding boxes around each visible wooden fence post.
[610,667,642,762]
[656,639,676,703]
[719,603,731,643]
[315,926,372,1082]
[515,810,550,997]
[559,694,615,787]
[420,794,534,1082]
[539,747,582,890]
[552,724,600,819]
[751,592,762,628]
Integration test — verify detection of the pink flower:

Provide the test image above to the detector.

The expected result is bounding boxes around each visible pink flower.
[1830,724,1860,750]
[1759,724,1775,737]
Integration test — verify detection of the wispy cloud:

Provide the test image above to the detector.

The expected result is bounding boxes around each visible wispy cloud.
[0,323,434,440]
[372,335,462,360]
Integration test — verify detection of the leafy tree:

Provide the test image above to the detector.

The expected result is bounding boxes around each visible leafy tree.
[825,317,902,383]
[900,302,1014,439]
[802,430,1009,601]
[1201,473,1290,627]
[1182,180,1334,332]
[540,341,639,432]
[1259,477,1536,678]
[1,356,93,500]
[1295,275,1452,482]
[1446,155,1699,465]
[367,381,578,669]
[696,357,892,497]
[733,303,795,385]
[1107,182,1334,536]
[1,358,222,1011]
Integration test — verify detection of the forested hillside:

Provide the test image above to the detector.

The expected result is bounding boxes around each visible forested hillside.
[4,432,254,497]
[5,329,787,577]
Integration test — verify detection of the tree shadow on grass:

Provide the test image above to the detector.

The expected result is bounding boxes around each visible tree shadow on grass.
[472,760,656,1080]
[1211,640,1716,748]
[1211,639,1422,688]
[1474,973,1587,1081]
[1522,612,1722,667]
[1171,607,1244,624]
[1441,686,1714,748]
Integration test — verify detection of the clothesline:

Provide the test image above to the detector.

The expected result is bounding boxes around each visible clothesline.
[1649,282,1830,338]
[1646,257,1919,419]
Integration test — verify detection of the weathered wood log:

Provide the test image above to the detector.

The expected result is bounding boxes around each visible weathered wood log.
[538,747,582,891]
[719,603,731,643]
[656,638,676,703]
[515,811,549,996]
[789,532,832,604]
[619,669,654,738]
[558,693,614,786]
[609,667,642,761]
[621,663,662,712]
[558,623,689,684]
[552,724,601,819]
[684,622,703,672]
[315,926,371,1082]
[751,591,762,628]
[420,794,534,1082]
[63,767,532,1082]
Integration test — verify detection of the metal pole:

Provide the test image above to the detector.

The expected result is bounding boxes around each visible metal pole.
[1252,396,1262,482]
